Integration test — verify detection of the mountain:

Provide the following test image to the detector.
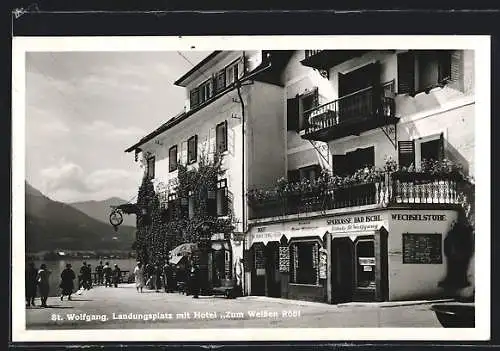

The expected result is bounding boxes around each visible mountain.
[69,197,136,227]
[25,182,136,253]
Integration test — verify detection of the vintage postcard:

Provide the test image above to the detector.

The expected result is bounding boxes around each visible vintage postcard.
[11,35,490,342]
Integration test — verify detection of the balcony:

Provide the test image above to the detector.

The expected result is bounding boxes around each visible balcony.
[301,50,368,70]
[248,171,465,220]
[300,81,398,142]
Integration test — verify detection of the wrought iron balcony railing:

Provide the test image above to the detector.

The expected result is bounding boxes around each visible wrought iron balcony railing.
[300,81,397,142]
[248,171,464,220]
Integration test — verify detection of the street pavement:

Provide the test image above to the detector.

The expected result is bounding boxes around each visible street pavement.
[25,283,443,329]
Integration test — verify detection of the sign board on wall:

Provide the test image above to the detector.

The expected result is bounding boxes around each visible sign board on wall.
[327,214,384,233]
[279,246,290,273]
[402,233,443,264]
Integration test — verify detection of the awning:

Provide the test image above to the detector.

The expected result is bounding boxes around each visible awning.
[169,243,198,257]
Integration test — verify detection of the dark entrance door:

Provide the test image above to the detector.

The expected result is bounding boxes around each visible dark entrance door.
[265,242,281,298]
[331,237,355,303]
[251,243,266,296]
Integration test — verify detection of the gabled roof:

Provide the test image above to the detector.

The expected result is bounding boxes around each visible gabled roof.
[174,51,222,87]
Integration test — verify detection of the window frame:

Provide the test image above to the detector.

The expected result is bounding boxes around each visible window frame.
[216,121,228,154]
[146,156,155,179]
[187,135,198,165]
[216,178,229,217]
[414,132,445,170]
[169,145,178,172]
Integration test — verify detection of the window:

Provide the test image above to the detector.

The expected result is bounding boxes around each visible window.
[290,241,319,285]
[225,62,239,86]
[216,121,228,154]
[188,190,196,219]
[288,164,322,183]
[190,88,199,108]
[167,193,178,221]
[399,133,444,170]
[216,69,226,92]
[216,179,229,216]
[398,50,453,95]
[169,145,178,172]
[146,156,155,179]
[198,80,213,104]
[299,90,319,130]
[333,146,374,176]
[398,141,416,169]
[187,135,198,164]
[287,97,300,131]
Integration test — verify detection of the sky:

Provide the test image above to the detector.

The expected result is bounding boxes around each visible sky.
[26,51,209,203]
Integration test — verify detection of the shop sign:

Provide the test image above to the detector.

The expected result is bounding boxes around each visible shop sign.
[358,257,375,266]
[252,231,282,243]
[391,213,447,221]
[327,214,384,233]
[363,266,373,272]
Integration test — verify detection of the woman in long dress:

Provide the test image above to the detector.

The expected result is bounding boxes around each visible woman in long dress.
[60,263,75,301]
[134,262,145,293]
[37,264,51,308]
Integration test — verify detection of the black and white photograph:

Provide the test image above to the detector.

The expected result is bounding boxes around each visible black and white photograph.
[11,36,490,342]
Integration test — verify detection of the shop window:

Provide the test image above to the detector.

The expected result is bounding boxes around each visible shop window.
[187,135,198,164]
[146,156,155,179]
[169,145,178,172]
[290,241,319,285]
[398,50,453,95]
[216,121,228,154]
[355,239,375,289]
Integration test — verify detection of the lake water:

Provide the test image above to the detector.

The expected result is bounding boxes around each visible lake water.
[32,258,138,297]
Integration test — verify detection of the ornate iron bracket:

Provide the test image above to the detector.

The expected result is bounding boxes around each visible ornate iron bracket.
[307,140,331,167]
[379,122,397,150]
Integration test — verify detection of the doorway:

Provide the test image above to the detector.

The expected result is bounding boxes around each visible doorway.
[265,242,281,298]
[331,237,355,303]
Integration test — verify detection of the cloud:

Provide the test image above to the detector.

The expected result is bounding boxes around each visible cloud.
[80,74,150,93]
[40,160,142,202]
[83,120,145,139]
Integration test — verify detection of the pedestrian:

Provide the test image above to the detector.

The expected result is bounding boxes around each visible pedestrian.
[154,263,162,292]
[134,261,145,293]
[189,263,200,299]
[86,264,93,289]
[60,263,76,301]
[112,264,121,288]
[79,261,87,290]
[37,264,51,308]
[103,262,112,287]
[163,262,173,293]
[145,263,153,289]
[25,262,38,307]
[96,261,104,285]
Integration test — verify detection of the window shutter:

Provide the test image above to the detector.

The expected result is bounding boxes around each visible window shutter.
[237,57,245,79]
[449,50,464,92]
[190,88,199,108]
[217,69,226,92]
[397,51,415,95]
[287,97,300,131]
[332,154,348,176]
[438,51,452,83]
[216,121,228,153]
[398,141,415,169]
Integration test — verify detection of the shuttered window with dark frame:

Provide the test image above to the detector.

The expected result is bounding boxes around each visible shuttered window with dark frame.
[420,133,445,164]
[216,179,230,217]
[187,135,198,164]
[167,193,178,221]
[169,145,178,172]
[397,51,415,95]
[287,97,300,131]
[398,141,416,169]
[146,156,155,179]
[299,89,319,130]
[190,88,200,108]
[216,69,226,92]
[216,121,228,154]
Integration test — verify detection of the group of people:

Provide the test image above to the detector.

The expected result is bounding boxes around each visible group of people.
[132,260,201,297]
[25,260,123,308]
